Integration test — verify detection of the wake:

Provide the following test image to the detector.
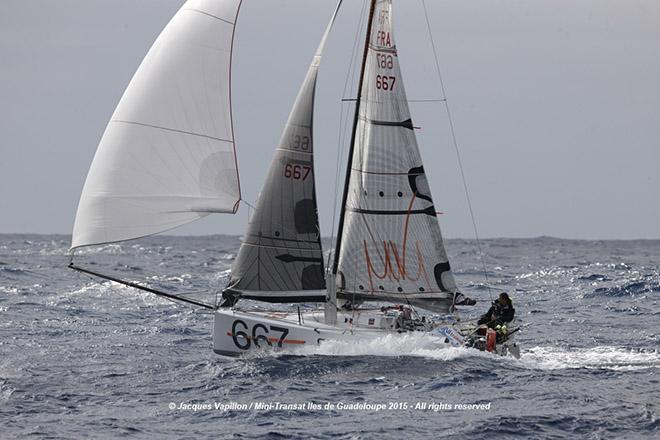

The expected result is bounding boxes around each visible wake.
[233,332,659,373]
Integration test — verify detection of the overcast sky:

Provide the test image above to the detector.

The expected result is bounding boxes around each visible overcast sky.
[1,0,659,239]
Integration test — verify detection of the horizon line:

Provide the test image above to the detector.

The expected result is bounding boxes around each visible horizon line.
[1,232,660,242]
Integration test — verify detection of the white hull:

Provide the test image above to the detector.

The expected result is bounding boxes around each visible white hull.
[212,308,457,357]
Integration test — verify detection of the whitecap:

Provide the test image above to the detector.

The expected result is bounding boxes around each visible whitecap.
[516,346,659,371]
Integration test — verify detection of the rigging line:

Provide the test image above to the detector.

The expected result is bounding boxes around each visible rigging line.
[240,198,257,211]
[421,0,493,301]
[327,0,369,271]
[332,0,378,275]
[240,198,255,223]
[240,197,258,223]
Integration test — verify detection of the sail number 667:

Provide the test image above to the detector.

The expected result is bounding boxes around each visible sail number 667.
[376,75,396,91]
[284,164,311,180]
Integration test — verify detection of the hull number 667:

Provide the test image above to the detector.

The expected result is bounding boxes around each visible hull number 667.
[230,319,289,350]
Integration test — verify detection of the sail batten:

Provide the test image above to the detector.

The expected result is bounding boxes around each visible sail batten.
[71,0,242,250]
[335,0,458,314]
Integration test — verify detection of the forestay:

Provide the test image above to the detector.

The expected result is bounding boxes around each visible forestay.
[336,0,458,313]
[71,0,242,249]
[223,2,343,304]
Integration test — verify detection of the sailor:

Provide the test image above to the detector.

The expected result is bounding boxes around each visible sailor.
[477,292,515,328]
[382,305,414,329]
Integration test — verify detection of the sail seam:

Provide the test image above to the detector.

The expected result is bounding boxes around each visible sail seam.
[275,254,323,263]
[338,291,451,298]
[275,148,313,156]
[232,290,326,295]
[244,235,321,245]
[241,242,323,253]
[111,120,232,143]
[285,122,312,130]
[182,8,234,25]
[368,44,397,54]
[351,169,423,176]
[347,207,436,216]
[234,294,326,303]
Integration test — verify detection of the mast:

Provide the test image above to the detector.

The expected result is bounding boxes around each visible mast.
[331,0,471,314]
[331,0,378,276]
[325,0,377,324]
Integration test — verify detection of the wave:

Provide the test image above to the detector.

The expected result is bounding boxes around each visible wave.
[585,280,660,298]
[0,266,31,276]
[576,274,611,281]
[518,346,659,371]
[516,267,578,280]
[65,281,174,307]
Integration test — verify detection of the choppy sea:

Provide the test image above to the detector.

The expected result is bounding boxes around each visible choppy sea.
[0,234,658,439]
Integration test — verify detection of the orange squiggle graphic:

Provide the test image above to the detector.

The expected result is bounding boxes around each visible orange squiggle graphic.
[364,240,391,282]
[362,193,432,293]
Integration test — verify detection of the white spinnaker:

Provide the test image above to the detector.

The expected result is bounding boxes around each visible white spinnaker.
[71,0,242,249]
[336,0,457,313]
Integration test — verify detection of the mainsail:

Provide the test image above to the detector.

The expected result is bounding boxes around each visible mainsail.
[223,2,342,304]
[71,0,242,249]
[335,0,459,313]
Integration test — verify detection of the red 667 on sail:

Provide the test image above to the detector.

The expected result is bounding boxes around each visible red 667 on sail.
[283,163,312,180]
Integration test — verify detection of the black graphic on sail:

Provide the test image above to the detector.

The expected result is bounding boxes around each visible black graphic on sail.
[223,6,341,304]
[335,0,459,313]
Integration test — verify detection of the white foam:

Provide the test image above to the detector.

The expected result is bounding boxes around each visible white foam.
[147,273,192,284]
[225,333,659,371]
[517,346,659,371]
[74,243,125,255]
[65,281,172,307]
[283,333,485,361]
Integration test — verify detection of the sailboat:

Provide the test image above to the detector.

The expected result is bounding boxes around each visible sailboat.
[70,0,519,358]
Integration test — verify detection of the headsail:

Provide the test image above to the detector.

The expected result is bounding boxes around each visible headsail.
[223,2,343,304]
[71,0,242,249]
[335,0,459,313]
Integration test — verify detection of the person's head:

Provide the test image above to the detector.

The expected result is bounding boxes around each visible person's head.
[498,292,511,305]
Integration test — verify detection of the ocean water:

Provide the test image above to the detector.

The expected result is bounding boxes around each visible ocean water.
[0,234,658,439]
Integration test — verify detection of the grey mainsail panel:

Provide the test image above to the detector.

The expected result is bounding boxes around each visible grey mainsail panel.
[225,2,343,303]
[336,0,457,313]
